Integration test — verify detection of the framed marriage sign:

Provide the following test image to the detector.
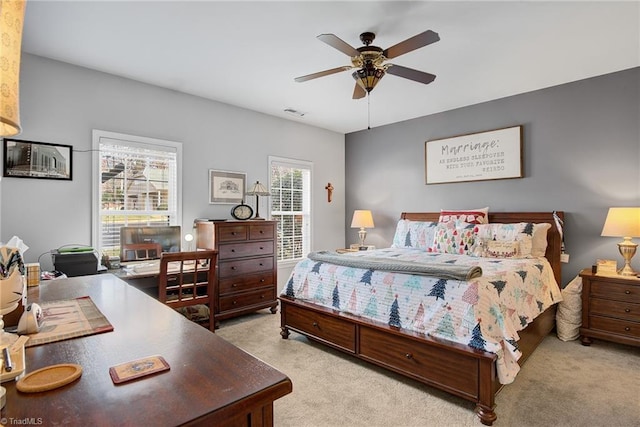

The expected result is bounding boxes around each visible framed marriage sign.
[425,125,523,184]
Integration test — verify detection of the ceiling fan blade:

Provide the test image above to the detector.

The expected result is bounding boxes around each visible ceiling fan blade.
[352,83,366,99]
[386,64,436,85]
[294,66,351,83]
[383,30,440,59]
[317,34,360,57]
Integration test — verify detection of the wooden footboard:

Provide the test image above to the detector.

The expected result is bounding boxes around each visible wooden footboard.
[280,295,556,425]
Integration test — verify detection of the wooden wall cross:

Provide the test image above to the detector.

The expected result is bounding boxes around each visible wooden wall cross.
[325,183,334,203]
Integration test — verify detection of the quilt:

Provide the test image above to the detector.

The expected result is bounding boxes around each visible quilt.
[282,247,562,384]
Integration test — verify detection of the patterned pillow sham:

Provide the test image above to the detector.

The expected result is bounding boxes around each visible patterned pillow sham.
[391,220,438,250]
[438,207,489,224]
[428,221,478,255]
[474,222,547,258]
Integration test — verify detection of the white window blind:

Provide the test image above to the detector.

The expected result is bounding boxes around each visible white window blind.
[269,157,312,262]
[92,130,182,257]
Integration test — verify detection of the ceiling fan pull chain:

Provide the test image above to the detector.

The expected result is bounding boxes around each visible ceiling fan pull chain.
[367,95,371,130]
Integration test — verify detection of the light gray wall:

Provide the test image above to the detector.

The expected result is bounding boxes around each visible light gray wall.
[345,67,640,286]
[1,54,346,284]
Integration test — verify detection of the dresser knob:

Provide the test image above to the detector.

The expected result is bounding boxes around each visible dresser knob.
[231,249,235,252]
[260,279,265,283]
[232,301,237,305]
[405,353,413,360]
[312,322,319,328]
[260,247,264,250]
[261,295,265,299]
[624,327,631,332]
[625,308,631,313]
[231,266,236,270]
[625,290,631,294]
[232,283,238,287]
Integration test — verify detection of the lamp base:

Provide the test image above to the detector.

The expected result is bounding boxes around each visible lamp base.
[617,239,638,276]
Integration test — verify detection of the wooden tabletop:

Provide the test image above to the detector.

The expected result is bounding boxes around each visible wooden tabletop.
[1,274,292,426]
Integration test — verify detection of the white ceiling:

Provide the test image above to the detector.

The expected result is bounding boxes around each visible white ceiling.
[21,1,640,134]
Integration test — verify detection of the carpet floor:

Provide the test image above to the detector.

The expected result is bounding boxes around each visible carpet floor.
[216,310,640,427]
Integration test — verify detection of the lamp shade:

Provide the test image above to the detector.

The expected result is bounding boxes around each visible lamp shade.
[246,181,271,196]
[0,0,26,137]
[352,64,385,94]
[351,210,374,229]
[601,207,640,237]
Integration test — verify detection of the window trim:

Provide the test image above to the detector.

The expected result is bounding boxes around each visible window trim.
[91,129,183,252]
[268,155,313,262]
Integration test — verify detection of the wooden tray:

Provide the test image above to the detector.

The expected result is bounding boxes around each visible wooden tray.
[16,364,82,393]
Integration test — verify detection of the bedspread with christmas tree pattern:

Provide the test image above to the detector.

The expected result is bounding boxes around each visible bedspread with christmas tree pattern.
[282,247,562,384]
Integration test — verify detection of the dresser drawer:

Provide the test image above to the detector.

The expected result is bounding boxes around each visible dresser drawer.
[217,225,248,242]
[284,304,356,352]
[218,241,275,259]
[218,272,275,295]
[249,223,275,240]
[589,315,640,339]
[591,281,640,303]
[590,298,640,322]
[219,288,277,312]
[218,256,274,277]
[359,326,479,396]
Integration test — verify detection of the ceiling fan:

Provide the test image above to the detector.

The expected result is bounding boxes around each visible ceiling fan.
[295,30,440,99]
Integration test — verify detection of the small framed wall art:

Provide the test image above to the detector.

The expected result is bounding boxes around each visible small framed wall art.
[425,125,523,185]
[208,169,246,204]
[3,138,73,180]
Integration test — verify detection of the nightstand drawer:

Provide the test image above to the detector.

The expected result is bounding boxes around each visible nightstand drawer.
[591,281,640,303]
[590,298,640,322]
[589,316,640,339]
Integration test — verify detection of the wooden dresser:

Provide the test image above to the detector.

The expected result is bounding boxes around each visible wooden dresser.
[579,268,640,347]
[197,220,278,327]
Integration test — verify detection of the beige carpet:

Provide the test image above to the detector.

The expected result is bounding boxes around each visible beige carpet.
[217,311,640,427]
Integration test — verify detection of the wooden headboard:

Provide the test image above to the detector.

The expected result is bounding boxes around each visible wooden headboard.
[400,212,564,284]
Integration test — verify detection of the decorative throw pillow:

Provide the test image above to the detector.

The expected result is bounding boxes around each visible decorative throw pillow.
[484,240,520,258]
[438,207,489,225]
[429,221,478,255]
[391,220,438,250]
[531,223,552,257]
[474,222,535,258]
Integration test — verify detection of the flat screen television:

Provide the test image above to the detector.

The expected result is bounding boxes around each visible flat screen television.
[119,225,181,261]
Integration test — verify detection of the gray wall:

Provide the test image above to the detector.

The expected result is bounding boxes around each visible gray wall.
[1,54,346,283]
[345,67,640,286]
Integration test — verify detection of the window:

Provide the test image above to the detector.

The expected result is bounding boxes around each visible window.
[92,130,182,257]
[269,156,312,262]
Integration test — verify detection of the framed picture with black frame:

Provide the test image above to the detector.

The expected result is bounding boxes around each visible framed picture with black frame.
[3,138,73,180]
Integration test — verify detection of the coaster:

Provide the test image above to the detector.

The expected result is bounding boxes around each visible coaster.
[16,364,82,393]
[109,355,170,384]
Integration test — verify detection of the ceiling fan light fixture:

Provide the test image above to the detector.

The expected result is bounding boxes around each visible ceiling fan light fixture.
[352,65,385,94]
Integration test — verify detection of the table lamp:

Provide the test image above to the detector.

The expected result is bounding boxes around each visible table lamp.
[351,210,374,249]
[601,207,640,276]
[246,181,271,220]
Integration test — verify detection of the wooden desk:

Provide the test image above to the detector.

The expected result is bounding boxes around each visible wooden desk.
[2,274,292,426]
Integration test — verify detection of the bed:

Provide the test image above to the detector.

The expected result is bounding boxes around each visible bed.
[279,211,564,425]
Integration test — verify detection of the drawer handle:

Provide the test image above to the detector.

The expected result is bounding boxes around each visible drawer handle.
[625,290,631,295]
[259,263,264,266]
[312,322,319,328]
[624,327,631,331]
[232,283,238,288]
[260,246,264,250]
[232,301,237,305]
[625,308,631,313]
[259,230,264,234]
[260,279,265,283]
[405,353,413,360]
[231,266,237,270]
[231,232,237,235]
[231,249,235,252]
[261,295,265,299]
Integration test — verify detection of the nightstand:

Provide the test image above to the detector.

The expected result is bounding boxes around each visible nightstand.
[579,268,640,347]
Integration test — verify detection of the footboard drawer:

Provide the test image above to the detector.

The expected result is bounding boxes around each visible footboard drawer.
[359,326,479,397]
[284,304,356,353]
